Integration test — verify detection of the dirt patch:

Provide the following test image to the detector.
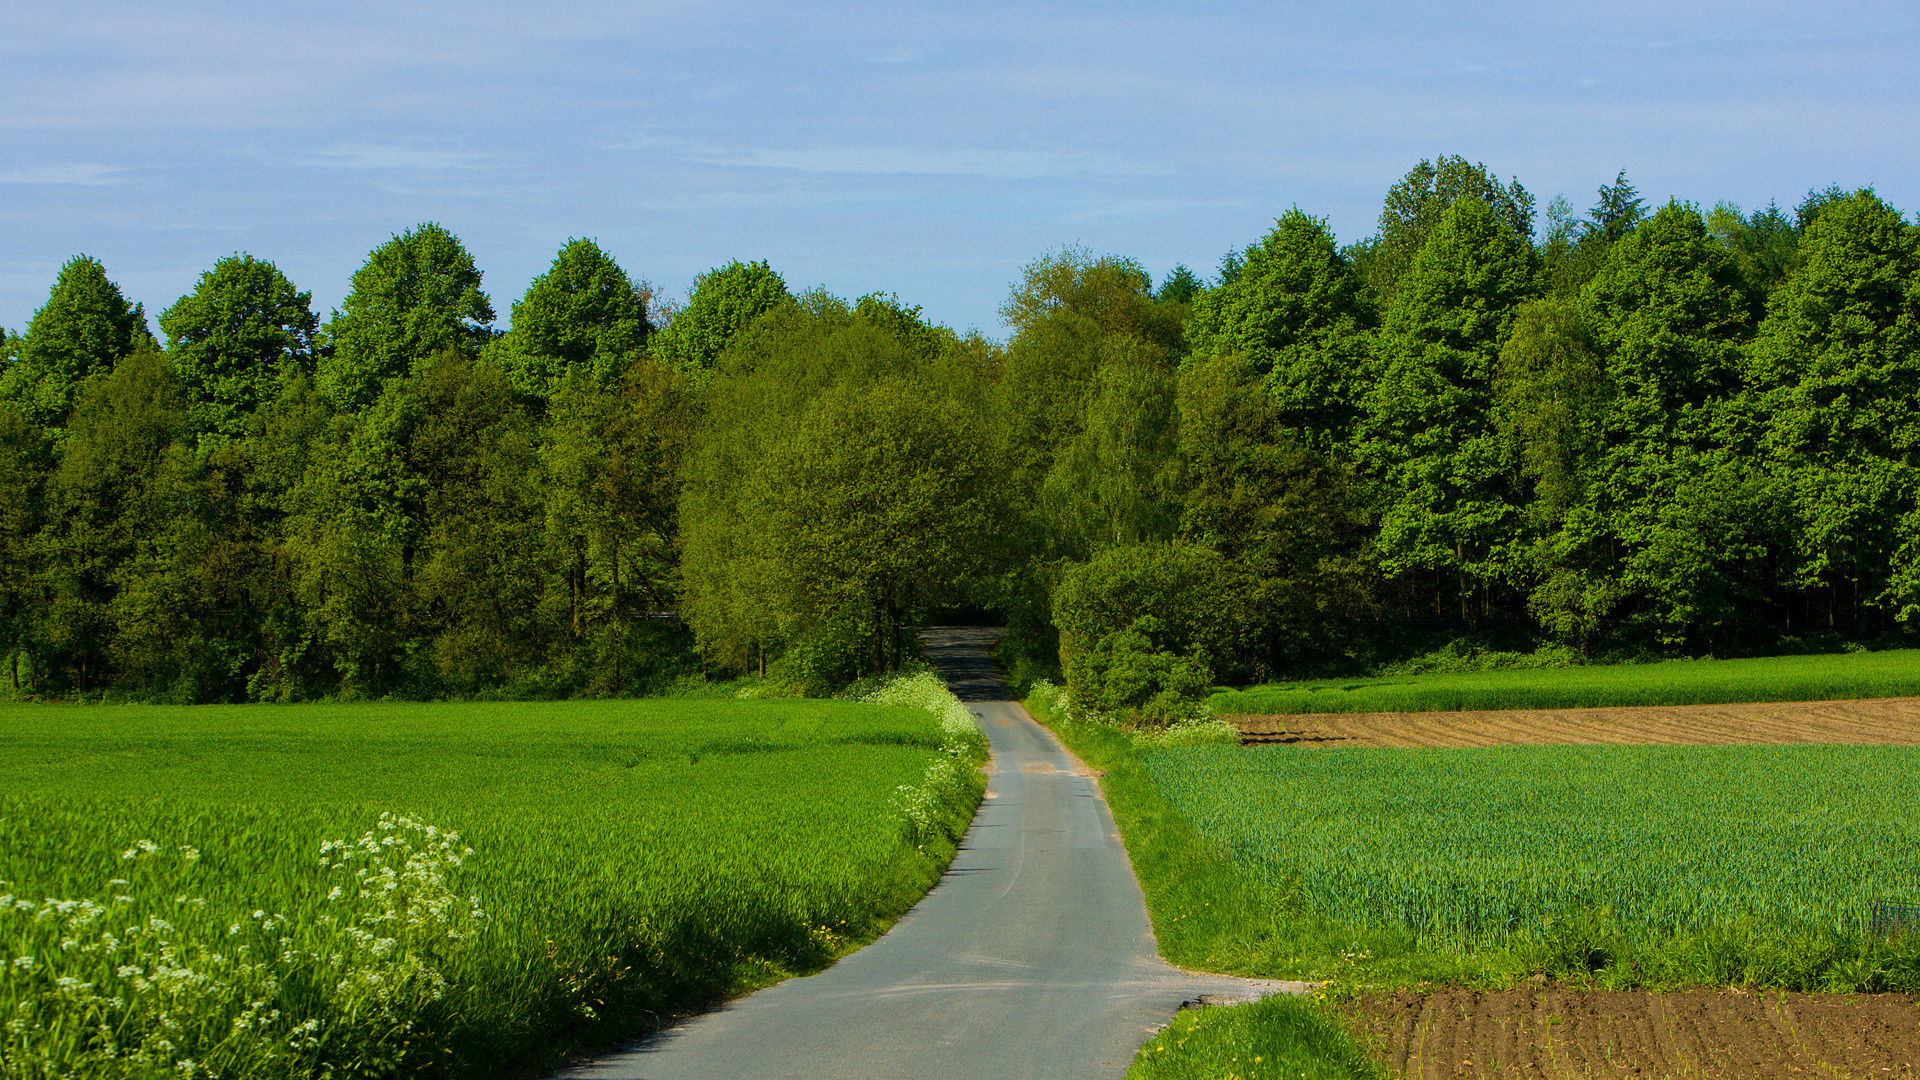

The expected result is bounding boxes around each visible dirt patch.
[1227,697,1920,749]
[1344,986,1920,1079]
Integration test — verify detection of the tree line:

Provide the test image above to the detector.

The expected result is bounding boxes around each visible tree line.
[1,157,1916,708]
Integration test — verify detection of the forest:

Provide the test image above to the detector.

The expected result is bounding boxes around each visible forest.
[1,156,1917,712]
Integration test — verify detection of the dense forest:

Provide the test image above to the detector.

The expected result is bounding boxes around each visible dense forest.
[2,157,1918,712]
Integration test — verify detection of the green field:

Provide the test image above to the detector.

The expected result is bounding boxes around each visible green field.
[1209,648,1920,715]
[0,677,985,1079]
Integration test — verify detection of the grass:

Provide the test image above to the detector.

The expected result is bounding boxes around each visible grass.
[1027,686,1920,1079]
[1209,647,1920,715]
[0,677,986,1079]
[1150,743,1920,962]
[1124,994,1382,1080]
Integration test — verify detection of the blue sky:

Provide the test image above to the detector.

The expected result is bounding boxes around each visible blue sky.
[3,1,1915,338]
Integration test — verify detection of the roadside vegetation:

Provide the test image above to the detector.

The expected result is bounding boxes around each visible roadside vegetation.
[0,680,986,1079]
[1211,646,1920,715]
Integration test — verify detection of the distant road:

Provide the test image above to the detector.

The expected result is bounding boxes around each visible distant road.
[559,627,1281,1080]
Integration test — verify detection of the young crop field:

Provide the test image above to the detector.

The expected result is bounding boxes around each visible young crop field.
[1144,742,1920,968]
[0,677,985,1079]
[1209,648,1920,715]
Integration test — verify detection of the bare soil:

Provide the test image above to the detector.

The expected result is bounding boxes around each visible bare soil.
[1228,697,1920,749]
[1343,986,1920,1079]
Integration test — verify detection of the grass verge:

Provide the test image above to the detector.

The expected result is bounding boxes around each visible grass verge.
[1124,994,1383,1080]
[1210,648,1920,715]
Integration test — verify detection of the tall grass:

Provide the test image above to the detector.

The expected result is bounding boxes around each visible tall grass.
[0,688,985,1079]
[1211,648,1920,715]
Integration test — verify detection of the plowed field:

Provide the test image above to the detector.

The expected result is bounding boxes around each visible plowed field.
[1345,986,1920,1079]
[1228,696,1920,748]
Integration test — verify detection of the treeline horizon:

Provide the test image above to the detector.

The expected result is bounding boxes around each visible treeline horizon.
[2,155,1917,705]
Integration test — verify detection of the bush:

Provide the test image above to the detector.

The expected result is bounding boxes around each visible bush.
[1070,617,1213,723]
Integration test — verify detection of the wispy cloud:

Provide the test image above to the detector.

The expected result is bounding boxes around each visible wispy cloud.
[0,163,125,185]
[686,145,1170,181]
[298,144,493,171]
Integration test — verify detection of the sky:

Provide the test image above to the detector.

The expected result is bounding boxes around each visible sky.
[3,1,1915,338]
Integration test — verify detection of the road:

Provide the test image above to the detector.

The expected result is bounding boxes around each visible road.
[558,627,1286,1080]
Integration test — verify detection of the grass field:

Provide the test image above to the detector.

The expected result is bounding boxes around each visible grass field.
[1209,647,1920,715]
[1147,742,1920,955]
[0,676,985,1079]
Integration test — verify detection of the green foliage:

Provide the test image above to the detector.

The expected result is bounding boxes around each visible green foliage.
[1067,616,1213,722]
[159,254,319,444]
[650,259,788,372]
[0,691,984,1078]
[493,238,651,401]
[679,292,1006,686]
[1357,196,1538,617]
[1053,541,1248,705]
[1352,155,1534,299]
[319,224,495,411]
[1747,190,1920,629]
[1186,210,1376,446]
[1126,994,1383,1080]
[0,255,152,434]
[1209,647,1920,714]
[1586,168,1647,244]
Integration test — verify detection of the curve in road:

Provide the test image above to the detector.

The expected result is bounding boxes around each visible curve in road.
[559,628,1283,1080]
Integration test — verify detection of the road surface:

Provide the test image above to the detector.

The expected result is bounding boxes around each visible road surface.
[559,627,1286,1080]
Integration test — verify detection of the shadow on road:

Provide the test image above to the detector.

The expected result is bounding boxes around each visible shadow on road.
[918,627,1010,701]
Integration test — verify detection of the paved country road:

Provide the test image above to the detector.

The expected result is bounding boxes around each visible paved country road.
[559,627,1287,1080]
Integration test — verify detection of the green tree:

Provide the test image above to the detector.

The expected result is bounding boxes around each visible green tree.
[1185,209,1377,446]
[35,344,185,691]
[1586,169,1647,244]
[650,259,788,372]
[680,293,1006,686]
[493,238,652,402]
[1746,190,1920,631]
[1351,156,1535,299]
[1357,196,1538,621]
[158,254,319,444]
[0,403,46,690]
[1153,264,1204,305]
[0,256,153,434]
[538,355,695,690]
[319,223,495,411]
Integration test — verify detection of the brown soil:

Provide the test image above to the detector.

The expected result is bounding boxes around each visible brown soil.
[1344,986,1920,1079]
[1227,697,1920,749]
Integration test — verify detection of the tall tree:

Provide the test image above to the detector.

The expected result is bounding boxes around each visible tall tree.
[1351,156,1534,299]
[159,254,319,444]
[1185,209,1377,447]
[494,238,652,403]
[649,259,788,372]
[680,293,1006,684]
[319,223,495,411]
[1357,196,1538,620]
[0,256,152,435]
[1586,170,1648,244]
[1747,190,1920,631]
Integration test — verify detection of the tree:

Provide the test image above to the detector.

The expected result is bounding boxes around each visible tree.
[679,292,1006,686]
[1357,196,1538,620]
[650,259,788,372]
[159,254,319,444]
[0,256,152,434]
[0,403,46,689]
[319,224,495,411]
[35,344,185,692]
[1587,170,1647,244]
[494,238,652,403]
[1153,265,1204,305]
[1351,156,1534,299]
[1185,209,1377,447]
[1746,190,1920,631]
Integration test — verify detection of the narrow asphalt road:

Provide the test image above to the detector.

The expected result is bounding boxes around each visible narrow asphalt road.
[559,628,1286,1080]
